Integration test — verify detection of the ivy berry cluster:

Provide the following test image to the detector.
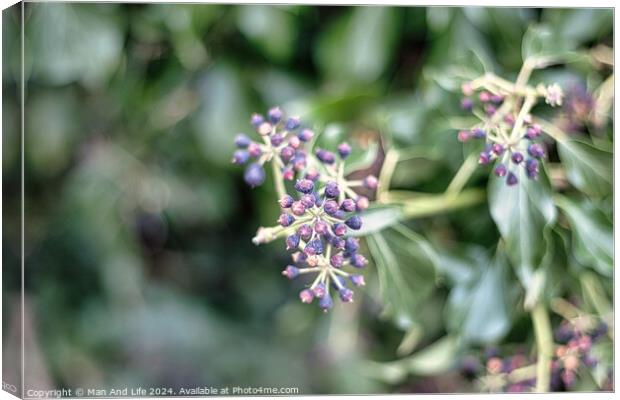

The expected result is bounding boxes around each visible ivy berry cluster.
[233,107,378,312]
[456,75,564,186]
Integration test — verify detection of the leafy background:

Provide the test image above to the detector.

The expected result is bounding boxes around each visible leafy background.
[2,3,613,394]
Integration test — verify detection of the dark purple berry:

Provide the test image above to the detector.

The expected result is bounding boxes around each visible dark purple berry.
[333,223,347,236]
[344,237,359,254]
[286,234,300,250]
[492,143,504,156]
[485,104,496,116]
[472,128,486,139]
[479,151,492,165]
[268,106,282,123]
[234,133,251,148]
[280,146,295,163]
[294,179,314,194]
[528,143,545,158]
[300,194,315,208]
[314,220,329,236]
[525,124,541,139]
[494,164,507,177]
[323,200,339,216]
[232,150,249,165]
[345,216,362,230]
[337,142,351,158]
[316,149,336,164]
[278,213,295,227]
[284,116,300,130]
[506,172,519,186]
[282,265,299,279]
[270,134,284,146]
[244,163,265,187]
[491,94,504,103]
[511,151,524,164]
[325,181,340,198]
[330,236,345,250]
[304,239,324,255]
[318,293,333,311]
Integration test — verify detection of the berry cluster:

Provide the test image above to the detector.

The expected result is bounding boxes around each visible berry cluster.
[233,107,378,312]
[550,320,608,390]
[232,106,312,187]
[279,178,368,311]
[457,79,564,186]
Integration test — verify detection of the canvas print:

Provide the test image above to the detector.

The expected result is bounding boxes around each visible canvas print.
[2,2,614,397]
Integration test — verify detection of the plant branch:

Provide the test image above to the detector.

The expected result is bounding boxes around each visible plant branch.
[531,303,554,393]
[271,160,287,199]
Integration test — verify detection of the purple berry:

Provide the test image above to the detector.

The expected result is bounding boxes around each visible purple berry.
[282,168,294,181]
[333,223,347,236]
[244,163,265,187]
[314,220,329,236]
[479,91,491,102]
[300,194,315,208]
[305,168,320,181]
[325,181,340,198]
[270,134,284,146]
[297,224,312,240]
[350,275,365,287]
[284,116,300,130]
[289,135,301,149]
[318,293,333,311]
[299,289,314,304]
[472,128,486,139]
[298,129,314,142]
[294,179,314,194]
[232,150,249,165]
[312,283,326,298]
[279,195,294,208]
[268,106,282,123]
[330,236,345,250]
[282,265,299,279]
[247,142,262,158]
[363,175,378,190]
[492,143,504,156]
[458,130,471,142]
[525,124,541,139]
[494,164,507,177]
[291,201,306,216]
[511,151,524,164]
[286,234,300,250]
[356,196,369,211]
[528,143,545,158]
[257,122,272,136]
[330,254,344,268]
[340,199,356,212]
[344,237,359,254]
[316,149,336,164]
[278,213,295,227]
[491,94,504,103]
[250,113,264,128]
[460,97,473,111]
[280,146,295,163]
[337,142,351,158]
[351,254,368,268]
[339,287,354,302]
[234,133,251,148]
[304,239,324,255]
[479,151,492,165]
[345,216,362,230]
[506,172,519,186]
[525,158,539,180]
[323,200,339,216]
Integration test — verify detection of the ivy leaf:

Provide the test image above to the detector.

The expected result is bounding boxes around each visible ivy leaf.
[557,138,612,198]
[352,206,403,236]
[555,196,612,277]
[366,224,438,328]
[445,247,518,344]
[488,166,556,290]
[521,24,577,65]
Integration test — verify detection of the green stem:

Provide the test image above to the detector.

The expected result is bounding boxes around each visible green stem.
[271,161,286,199]
[386,188,486,219]
[445,153,478,197]
[531,303,554,393]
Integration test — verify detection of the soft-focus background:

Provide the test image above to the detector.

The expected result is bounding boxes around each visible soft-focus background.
[2,3,613,394]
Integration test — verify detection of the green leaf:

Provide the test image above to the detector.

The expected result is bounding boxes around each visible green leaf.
[488,166,556,289]
[352,206,403,236]
[361,336,459,383]
[315,6,399,84]
[521,24,575,64]
[557,138,612,198]
[237,6,296,63]
[445,247,517,343]
[366,224,438,328]
[556,196,612,277]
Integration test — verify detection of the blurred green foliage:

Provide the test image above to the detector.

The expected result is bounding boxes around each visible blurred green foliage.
[2,3,613,394]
